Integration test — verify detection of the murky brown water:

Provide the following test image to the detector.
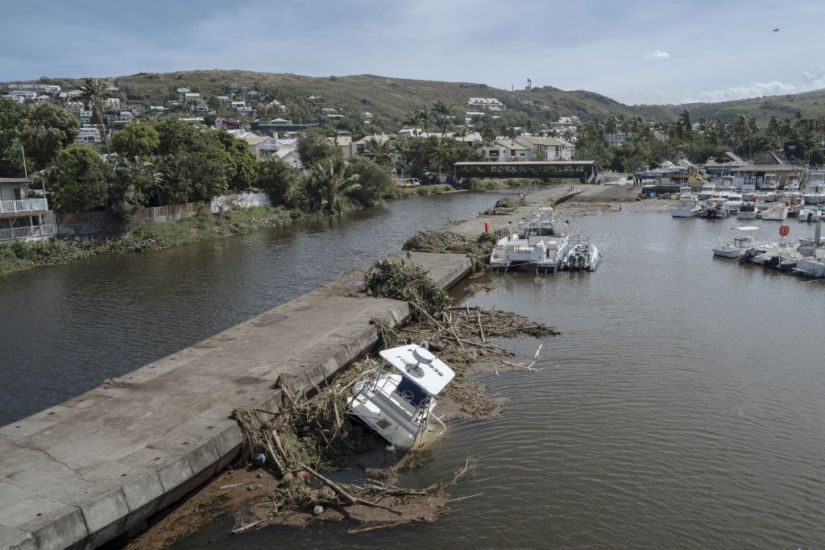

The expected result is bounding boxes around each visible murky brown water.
[0,192,504,426]
[5,199,825,548]
[176,212,825,548]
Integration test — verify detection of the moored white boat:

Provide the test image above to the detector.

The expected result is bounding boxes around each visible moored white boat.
[737,202,759,220]
[760,203,789,221]
[489,207,570,272]
[713,226,758,259]
[671,193,701,218]
[564,242,600,271]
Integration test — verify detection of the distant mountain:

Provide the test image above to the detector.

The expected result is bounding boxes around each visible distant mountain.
[634,89,825,124]
[5,70,824,127]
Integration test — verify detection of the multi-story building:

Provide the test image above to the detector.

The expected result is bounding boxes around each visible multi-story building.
[0,178,55,242]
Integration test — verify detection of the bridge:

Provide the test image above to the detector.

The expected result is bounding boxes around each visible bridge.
[454,161,598,182]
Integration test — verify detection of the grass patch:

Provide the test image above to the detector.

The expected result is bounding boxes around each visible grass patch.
[0,206,296,277]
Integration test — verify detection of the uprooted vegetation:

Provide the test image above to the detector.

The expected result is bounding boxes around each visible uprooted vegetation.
[402,230,500,270]
[125,261,558,547]
[480,196,527,215]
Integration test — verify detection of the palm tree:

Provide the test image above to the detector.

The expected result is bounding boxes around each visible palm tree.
[80,78,111,152]
[429,137,451,183]
[431,101,454,136]
[363,137,394,168]
[309,157,361,214]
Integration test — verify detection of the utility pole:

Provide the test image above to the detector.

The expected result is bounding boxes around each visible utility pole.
[20,145,28,179]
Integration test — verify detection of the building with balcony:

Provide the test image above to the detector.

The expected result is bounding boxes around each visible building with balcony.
[0,178,55,242]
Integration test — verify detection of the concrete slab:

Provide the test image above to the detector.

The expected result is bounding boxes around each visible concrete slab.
[0,238,476,550]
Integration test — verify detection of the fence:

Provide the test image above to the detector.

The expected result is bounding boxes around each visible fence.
[210,192,271,214]
[0,224,57,241]
[0,198,49,215]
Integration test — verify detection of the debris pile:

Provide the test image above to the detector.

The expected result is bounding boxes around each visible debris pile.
[402,230,499,269]
[364,259,451,316]
[481,196,526,215]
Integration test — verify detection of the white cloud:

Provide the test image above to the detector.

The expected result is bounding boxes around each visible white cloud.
[677,65,825,103]
[645,49,670,60]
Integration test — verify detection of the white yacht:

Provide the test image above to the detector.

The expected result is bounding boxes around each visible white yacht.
[489,207,570,272]
[698,183,717,200]
[803,182,825,205]
[782,192,805,217]
[671,193,702,218]
[798,207,821,223]
[713,226,758,259]
[723,193,744,213]
[737,202,759,220]
[760,203,789,221]
[348,344,454,449]
[699,199,731,219]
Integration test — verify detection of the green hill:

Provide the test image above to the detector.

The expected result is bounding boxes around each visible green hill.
[6,69,825,127]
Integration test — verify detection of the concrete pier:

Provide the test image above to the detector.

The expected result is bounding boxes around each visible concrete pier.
[0,253,471,550]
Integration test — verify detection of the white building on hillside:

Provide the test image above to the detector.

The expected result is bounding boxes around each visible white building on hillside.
[514,136,575,160]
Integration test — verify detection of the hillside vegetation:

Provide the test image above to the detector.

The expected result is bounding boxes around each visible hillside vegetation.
[10,69,825,126]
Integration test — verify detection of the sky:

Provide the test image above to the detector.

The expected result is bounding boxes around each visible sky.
[2,0,824,106]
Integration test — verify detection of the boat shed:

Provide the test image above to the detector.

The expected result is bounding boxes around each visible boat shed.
[732,151,802,188]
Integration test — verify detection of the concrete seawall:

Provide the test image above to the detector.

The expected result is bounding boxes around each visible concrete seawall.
[0,252,471,550]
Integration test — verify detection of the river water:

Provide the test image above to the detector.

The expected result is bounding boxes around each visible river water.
[179,211,825,549]
[5,197,825,547]
[0,192,502,426]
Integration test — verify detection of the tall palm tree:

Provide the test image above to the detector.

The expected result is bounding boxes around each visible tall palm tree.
[309,157,361,215]
[80,78,111,152]
[431,101,454,136]
[363,137,393,168]
[429,137,451,183]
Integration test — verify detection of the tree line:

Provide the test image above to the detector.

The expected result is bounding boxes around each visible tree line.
[576,111,825,173]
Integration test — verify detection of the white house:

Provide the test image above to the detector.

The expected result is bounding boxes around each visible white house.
[183,92,201,103]
[467,97,505,111]
[514,136,576,160]
[482,139,529,162]
[77,126,101,143]
[105,97,121,109]
[464,111,486,125]
[0,178,54,242]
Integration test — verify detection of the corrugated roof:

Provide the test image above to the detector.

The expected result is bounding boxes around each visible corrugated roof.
[517,136,573,147]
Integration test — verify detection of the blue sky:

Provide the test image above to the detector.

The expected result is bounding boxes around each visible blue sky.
[2,0,824,105]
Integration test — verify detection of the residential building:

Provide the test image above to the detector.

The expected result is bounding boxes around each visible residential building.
[77,126,101,143]
[482,139,529,162]
[467,97,505,111]
[217,95,230,103]
[236,105,254,117]
[362,111,374,123]
[7,90,37,102]
[118,111,133,122]
[464,111,486,125]
[105,97,121,109]
[352,134,392,156]
[327,135,352,159]
[193,102,210,113]
[79,111,94,125]
[183,92,201,103]
[231,101,246,109]
[228,130,279,161]
[0,178,55,242]
[308,95,324,103]
[514,136,576,160]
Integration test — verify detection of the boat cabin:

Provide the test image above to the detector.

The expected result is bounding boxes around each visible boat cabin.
[349,344,455,449]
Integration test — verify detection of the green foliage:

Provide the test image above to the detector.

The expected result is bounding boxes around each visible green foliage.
[154,118,201,155]
[47,144,109,213]
[20,103,79,169]
[212,130,258,191]
[305,156,360,214]
[364,259,450,317]
[0,97,24,176]
[344,156,392,206]
[257,157,301,207]
[110,123,160,157]
[297,127,338,166]
[401,136,480,179]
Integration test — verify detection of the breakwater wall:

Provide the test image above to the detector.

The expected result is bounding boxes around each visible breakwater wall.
[0,252,471,550]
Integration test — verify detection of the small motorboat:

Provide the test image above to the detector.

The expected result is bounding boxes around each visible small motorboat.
[671,193,701,218]
[348,344,454,449]
[737,201,759,220]
[713,226,758,259]
[760,203,789,221]
[699,199,731,219]
[798,207,821,223]
[564,242,600,271]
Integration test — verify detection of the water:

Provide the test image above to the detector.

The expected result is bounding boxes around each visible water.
[0,192,504,426]
[5,201,825,547]
[177,212,825,549]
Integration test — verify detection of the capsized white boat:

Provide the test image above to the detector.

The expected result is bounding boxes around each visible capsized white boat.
[348,344,454,449]
[713,226,758,259]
